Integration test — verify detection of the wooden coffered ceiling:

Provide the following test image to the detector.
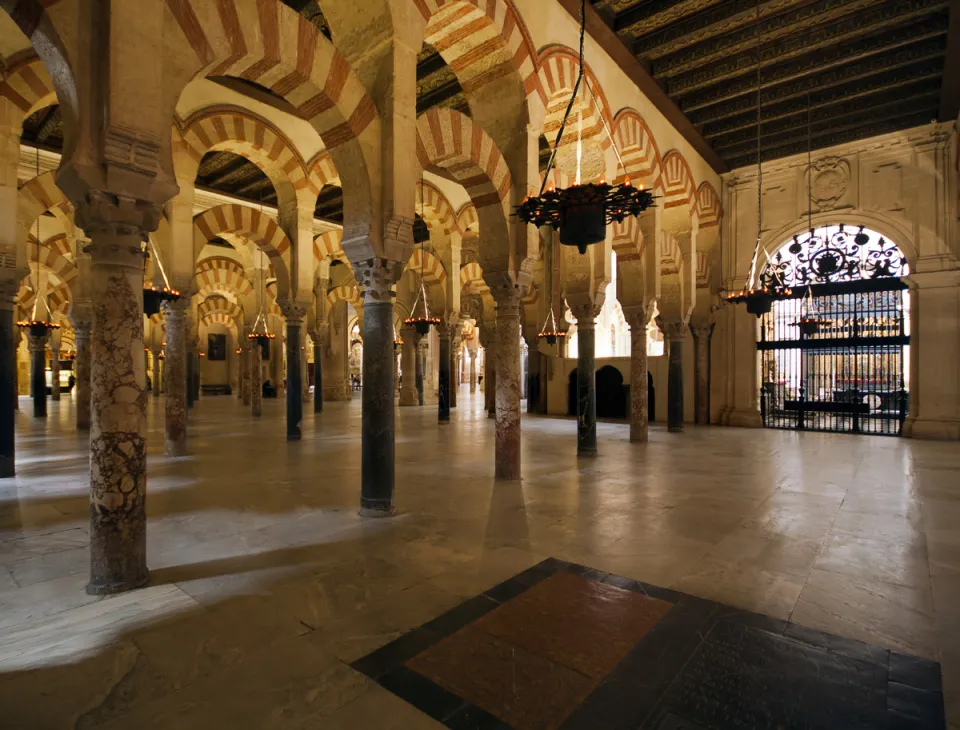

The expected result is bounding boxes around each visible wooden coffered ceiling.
[587,0,956,170]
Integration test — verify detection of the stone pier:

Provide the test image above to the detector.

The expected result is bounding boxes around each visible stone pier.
[27,330,49,419]
[664,321,687,433]
[75,322,91,430]
[492,283,522,480]
[161,298,188,456]
[572,307,597,457]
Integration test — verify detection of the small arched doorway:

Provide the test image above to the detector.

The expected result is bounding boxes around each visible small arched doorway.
[596,365,626,418]
[758,224,909,435]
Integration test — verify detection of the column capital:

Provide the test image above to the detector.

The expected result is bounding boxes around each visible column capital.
[26,331,50,351]
[622,304,653,331]
[75,190,162,247]
[486,271,525,313]
[569,302,599,329]
[354,258,404,304]
[279,303,307,325]
[161,297,189,318]
[661,320,688,342]
[689,321,715,340]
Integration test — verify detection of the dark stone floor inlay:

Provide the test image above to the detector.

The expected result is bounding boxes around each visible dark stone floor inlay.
[352,559,946,730]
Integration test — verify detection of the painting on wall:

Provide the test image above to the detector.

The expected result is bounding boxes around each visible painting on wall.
[208,334,226,361]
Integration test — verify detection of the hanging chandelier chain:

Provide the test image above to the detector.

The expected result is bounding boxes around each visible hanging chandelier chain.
[754,0,762,247]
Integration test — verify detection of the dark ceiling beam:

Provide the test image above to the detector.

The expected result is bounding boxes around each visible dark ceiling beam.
[683,36,947,115]
[206,160,266,190]
[690,56,944,127]
[198,155,251,186]
[631,0,808,60]
[707,80,942,148]
[725,111,934,168]
[702,67,942,138]
[417,49,449,80]
[713,93,941,156]
[34,106,60,145]
[417,79,469,115]
[613,0,716,36]
[651,0,946,79]
[555,0,728,174]
[670,12,947,103]
[938,0,960,120]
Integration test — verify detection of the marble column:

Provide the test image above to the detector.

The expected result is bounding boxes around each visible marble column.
[84,219,152,595]
[284,310,304,441]
[486,342,497,419]
[50,344,60,401]
[572,307,597,457]
[493,288,522,480]
[251,341,263,417]
[313,331,324,413]
[626,309,650,443]
[75,323,91,430]
[186,344,195,410]
[399,327,417,406]
[469,350,477,393]
[301,344,310,404]
[151,348,161,397]
[27,331,49,419]
[192,349,201,403]
[524,333,540,414]
[415,337,425,406]
[355,259,403,516]
[12,337,18,411]
[0,293,16,477]
[161,298,188,456]
[438,326,450,423]
[450,343,459,409]
[691,323,714,426]
[664,321,687,433]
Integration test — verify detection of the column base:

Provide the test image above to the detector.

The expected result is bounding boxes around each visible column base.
[0,458,13,478]
[399,388,418,406]
[726,409,763,428]
[86,572,149,596]
[359,505,396,518]
[577,448,598,457]
[904,417,960,441]
[668,425,684,433]
[164,441,187,457]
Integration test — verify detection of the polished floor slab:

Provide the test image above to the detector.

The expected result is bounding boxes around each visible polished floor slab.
[354,558,945,729]
[0,392,958,729]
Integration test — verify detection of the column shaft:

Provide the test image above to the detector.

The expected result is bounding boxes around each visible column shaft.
[161,299,188,456]
[438,330,450,422]
[486,342,497,418]
[469,352,477,393]
[285,316,303,440]
[630,326,649,442]
[75,325,91,430]
[576,322,597,456]
[666,326,686,433]
[151,350,161,397]
[360,300,395,514]
[692,325,713,426]
[28,334,48,418]
[251,343,263,416]
[525,338,540,414]
[313,340,323,412]
[51,349,60,401]
[86,235,149,595]
[186,349,195,409]
[415,340,425,406]
[0,304,15,477]
[494,296,521,480]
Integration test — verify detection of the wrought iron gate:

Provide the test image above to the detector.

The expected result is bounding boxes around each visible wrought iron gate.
[757,225,909,436]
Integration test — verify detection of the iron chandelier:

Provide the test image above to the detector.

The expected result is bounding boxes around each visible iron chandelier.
[404,175,441,336]
[513,0,655,254]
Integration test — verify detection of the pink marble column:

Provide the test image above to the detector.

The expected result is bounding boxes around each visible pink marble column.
[691,322,714,426]
[625,308,650,443]
[81,205,155,595]
[492,285,522,480]
[161,298,188,456]
[251,342,263,417]
[74,322,91,430]
[50,344,61,401]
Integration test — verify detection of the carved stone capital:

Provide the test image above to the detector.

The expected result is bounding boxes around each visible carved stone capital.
[75,190,163,240]
[690,322,715,341]
[279,302,307,325]
[661,320,688,342]
[569,302,600,328]
[27,332,50,351]
[354,258,403,304]
[485,271,525,315]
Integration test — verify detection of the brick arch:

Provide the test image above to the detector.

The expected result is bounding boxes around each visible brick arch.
[199,310,240,337]
[165,0,379,248]
[538,45,613,154]
[197,295,244,324]
[176,108,314,208]
[0,54,57,124]
[19,170,71,231]
[416,108,512,267]
[611,217,643,262]
[313,230,344,261]
[416,181,458,234]
[459,261,488,294]
[326,283,360,308]
[415,0,542,106]
[28,234,77,284]
[193,204,291,295]
[307,151,341,190]
[408,249,446,287]
[662,150,696,214]
[696,181,722,228]
[195,256,254,299]
[612,108,663,189]
[456,203,479,234]
[17,278,71,318]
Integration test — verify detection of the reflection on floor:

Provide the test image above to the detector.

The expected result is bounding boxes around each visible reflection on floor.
[356,559,945,729]
[0,392,958,729]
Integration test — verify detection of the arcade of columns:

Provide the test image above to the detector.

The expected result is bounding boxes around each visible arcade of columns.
[1,0,957,597]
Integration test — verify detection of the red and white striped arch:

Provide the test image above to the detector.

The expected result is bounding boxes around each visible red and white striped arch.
[612,109,662,189]
[195,257,254,298]
[313,230,344,261]
[416,181,459,235]
[660,233,682,276]
[177,109,314,205]
[193,204,292,293]
[696,251,711,288]
[416,108,512,214]
[198,295,244,325]
[19,171,71,232]
[17,279,70,318]
[538,46,613,153]
[457,203,479,234]
[199,311,240,335]
[416,0,542,104]
[28,235,77,285]
[611,217,643,262]
[307,151,341,190]
[326,283,360,308]
[459,261,488,294]
[696,182,722,228]
[0,55,57,124]
[408,249,446,287]
[661,151,696,213]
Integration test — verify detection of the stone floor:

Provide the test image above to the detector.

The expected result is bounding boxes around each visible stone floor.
[0,391,957,729]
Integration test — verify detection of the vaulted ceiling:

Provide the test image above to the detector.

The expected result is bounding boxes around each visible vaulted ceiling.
[589,0,956,170]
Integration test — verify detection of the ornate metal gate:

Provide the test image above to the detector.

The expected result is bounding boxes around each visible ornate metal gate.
[757,225,909,436]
